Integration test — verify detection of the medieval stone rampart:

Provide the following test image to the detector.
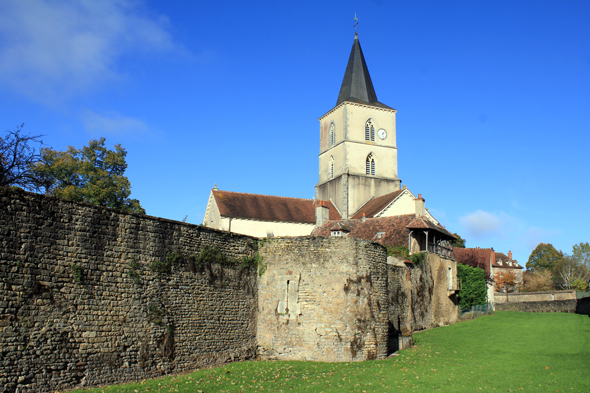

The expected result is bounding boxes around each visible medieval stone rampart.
[0,188,463,392]
[256,237,389,361]
[0,188,258,393]
[387,253,458,340]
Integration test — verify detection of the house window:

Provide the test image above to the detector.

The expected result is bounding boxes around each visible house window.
[331,230,342,237]
[365,119,375,141]
[329,123,336,147]
[329,156,334,179]
[375,232,385,239]
[366,154,375,175]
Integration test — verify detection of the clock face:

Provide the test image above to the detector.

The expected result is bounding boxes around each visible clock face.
[378,129,387,140]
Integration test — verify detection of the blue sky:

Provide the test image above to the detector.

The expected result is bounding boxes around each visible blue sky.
[1,0,589,265]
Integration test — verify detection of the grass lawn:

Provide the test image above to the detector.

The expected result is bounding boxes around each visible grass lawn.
[67,311,590,392]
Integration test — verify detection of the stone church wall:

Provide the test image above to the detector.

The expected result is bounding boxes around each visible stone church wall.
[256,237,389,361]
[0,188,258,393]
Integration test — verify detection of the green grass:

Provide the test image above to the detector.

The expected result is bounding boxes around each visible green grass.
[67,311,590,392]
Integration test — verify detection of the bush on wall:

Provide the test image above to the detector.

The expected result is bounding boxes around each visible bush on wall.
[457,263,487,310]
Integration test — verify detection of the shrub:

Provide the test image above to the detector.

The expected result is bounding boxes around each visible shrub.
[409,252,427,265]
[195,246,229,268]
[572,277,589,292]
[148,305,165,325]
[457,263,487,309]
[71,264,83,283]
[150,252,181,273]
[128,259,141,284]
[387,245,409,258]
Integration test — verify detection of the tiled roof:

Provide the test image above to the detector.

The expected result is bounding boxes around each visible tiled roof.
[313,213,456,248]
[495,252,510,263]
[406,217,456,238]
[313,215,419,248]
[212,190,340,224]
[494,252,522,269]
[351,190,405,219]
[330,222,349,232]
[453,248,494,278]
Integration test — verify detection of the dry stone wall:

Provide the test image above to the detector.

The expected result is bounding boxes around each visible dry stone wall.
[494,290,576,303]
[256,237,389,362]
[495,300,577,313]
[0,188,258,393]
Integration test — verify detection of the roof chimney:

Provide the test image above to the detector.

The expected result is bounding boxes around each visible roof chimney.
[508,250,513,260]
[362,213,366,223]
[315,200,329,227]
[414,194,425,217]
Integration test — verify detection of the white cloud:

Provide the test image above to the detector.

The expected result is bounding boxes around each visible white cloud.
[459,210,507,239]
[0,0,184,102]
[81,110,149,136]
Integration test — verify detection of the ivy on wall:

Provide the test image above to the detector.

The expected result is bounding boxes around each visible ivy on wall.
[457,263,487,310]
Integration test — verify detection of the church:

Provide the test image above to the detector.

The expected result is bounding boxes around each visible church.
[203,32,454,253]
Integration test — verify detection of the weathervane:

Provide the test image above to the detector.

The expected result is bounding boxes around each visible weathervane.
[354,13,359,33]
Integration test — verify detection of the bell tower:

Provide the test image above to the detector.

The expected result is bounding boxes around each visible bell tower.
[315,33,401,219]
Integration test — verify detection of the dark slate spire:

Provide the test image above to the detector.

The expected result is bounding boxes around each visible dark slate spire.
[336,33,379,106]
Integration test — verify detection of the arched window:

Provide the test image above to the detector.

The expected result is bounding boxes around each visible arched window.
[329,123,336,147]
[366,154,375,175]
[329,156,334,179]
[365,119,375,141]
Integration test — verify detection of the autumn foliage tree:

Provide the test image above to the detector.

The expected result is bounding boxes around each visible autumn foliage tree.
[521,269,555,292]
[494,270,519,293]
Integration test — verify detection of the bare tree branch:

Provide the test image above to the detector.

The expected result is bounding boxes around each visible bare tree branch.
[0,124,47,190]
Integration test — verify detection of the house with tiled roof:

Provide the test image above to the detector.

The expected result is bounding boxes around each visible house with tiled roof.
[453,247,524,300]
[203,187,340,238]
[492,251,524,291]
[314,191,456,259]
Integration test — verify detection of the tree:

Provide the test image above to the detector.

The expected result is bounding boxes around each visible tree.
[457,263,487,310]
[0,124,47,190]
[572,242,590,266]
[32,138,145,214]
[571,278,589,292]
[521,269,555,292]
[494,270,519,293]
[553,255,590,290]
[526,243,563,273]
[452,233,466,248]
